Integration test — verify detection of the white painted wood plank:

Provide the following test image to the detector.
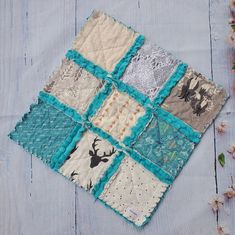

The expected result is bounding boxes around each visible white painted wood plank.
[210,0,235,234]
[0,1,76,235]
[1,0,234,234]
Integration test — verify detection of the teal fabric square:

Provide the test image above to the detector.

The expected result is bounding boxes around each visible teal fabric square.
[133,114,195,178]
[9,99,77,165]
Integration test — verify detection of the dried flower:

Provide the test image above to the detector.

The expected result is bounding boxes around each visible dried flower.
[224,186,235,199]
[208,195,224,212]
[216,122,227,134]
[227,144,235,159]
[224,176,235,199]
[230,0,235,16]
[228,30,235,48]
[217,224,230,235]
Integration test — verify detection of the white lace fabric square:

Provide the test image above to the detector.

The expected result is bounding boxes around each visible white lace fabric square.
[99,156,168,226]
[120,41,180,101]
[72,11,139,73]
[44,58,103,114]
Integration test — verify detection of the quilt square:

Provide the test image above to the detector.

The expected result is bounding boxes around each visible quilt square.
[59,130,118,192]
[44,58,104,114]
[132,114,195,178]
[120,41,180,101]
[72,11,139,73]
[9,99,77,165]
[91,88,146,141]
[99,156,168,226]
[161,67,227,133]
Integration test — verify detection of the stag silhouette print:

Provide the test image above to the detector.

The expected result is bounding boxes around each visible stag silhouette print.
[89,137,116,168]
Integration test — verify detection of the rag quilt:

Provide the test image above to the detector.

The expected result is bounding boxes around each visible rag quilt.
[9,11,228,227]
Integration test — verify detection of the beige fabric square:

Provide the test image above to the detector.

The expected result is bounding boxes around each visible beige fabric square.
[99,156,168,226]
[72,11,139,73]
[91,88,146,141]
[59,130,118,192]
[44,58,103,114]
[161,67,227,132]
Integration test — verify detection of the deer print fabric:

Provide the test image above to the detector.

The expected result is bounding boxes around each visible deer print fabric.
[161,67,227,132]
[59,130,118,192]
[9,10,228,227]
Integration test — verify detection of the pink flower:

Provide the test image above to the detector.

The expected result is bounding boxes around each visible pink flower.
[223,186,235,199]
[227,144,235,159]
[208,195,224,212]
[216,122,227,134]
[217,224,230,235]
[228,30,235,48]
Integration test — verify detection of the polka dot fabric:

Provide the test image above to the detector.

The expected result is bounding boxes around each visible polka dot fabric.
[99,156,168,226]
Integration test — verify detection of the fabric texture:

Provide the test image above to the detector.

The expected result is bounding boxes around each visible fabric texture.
[99,156,168,226]
[9,10,228,227]
[72,11,139,73]
[133,114,195,178]
[59,130,118,192]
[121,41,180,101]
[9,99,77,165]
[44,58,104,114]
[161,67,227,132]
[91,88,146,141]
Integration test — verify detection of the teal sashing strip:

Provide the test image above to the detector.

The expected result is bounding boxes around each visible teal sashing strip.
[66,49,108,80]
[84,82,113,119]
[111,35,145,79]
[39,91,82,122]
[89,123,122,150]
[50,124,86,171]
[123,108,152,147]
[92,151,125,199]
[155,107,201,143]
[112,78,152,108]
[153,63,188,106]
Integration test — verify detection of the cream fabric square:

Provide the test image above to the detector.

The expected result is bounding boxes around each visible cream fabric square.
[91,88,146,141]
[44,58,103,114]
[72,11,139,73]
[59,130,118,192]
[99,156,168,226]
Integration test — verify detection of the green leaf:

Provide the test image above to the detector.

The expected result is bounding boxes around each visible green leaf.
[218,153,225,167]
[231,24,235,31]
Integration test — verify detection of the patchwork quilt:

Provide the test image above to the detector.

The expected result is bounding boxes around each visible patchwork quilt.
[9,11,228,227]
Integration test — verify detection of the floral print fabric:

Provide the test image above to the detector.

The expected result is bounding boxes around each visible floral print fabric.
[133,114,195,178]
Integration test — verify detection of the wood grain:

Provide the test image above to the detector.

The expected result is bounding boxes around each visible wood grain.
[0,0,234,234]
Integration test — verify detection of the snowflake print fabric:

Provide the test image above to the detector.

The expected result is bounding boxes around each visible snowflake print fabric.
[9,10,228,227]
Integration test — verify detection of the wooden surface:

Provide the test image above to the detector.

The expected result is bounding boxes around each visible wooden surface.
[0,0,234,234]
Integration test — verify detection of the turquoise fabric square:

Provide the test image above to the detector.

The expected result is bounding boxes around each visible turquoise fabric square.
[133,114,195,178]
[9,99,77,165]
